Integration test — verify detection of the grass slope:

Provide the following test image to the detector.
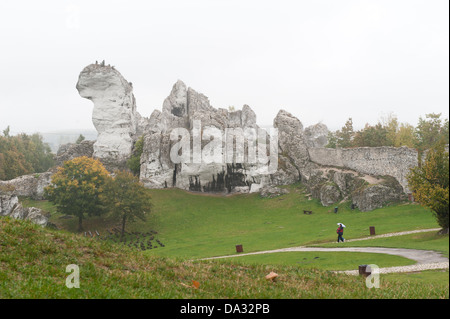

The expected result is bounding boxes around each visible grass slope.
[0,217,448,299]
[141,186,440,259]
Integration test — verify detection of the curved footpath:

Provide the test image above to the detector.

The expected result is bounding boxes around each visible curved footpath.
[201,228,449,275]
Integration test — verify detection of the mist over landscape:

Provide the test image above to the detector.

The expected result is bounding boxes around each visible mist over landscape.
[0,0,448,308]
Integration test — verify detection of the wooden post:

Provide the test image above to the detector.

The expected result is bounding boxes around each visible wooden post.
[370,226,376,236]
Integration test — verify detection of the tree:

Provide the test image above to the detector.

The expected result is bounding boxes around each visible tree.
[407,145,449,230]
[395,123,416,148]
[325,131,338,148]
[414,113,449,151]
[126,135,144,176]
[327,118,354,148]
[337,118,354,148]
[0,134,32,180]
[45,156,110,232]
[353,123,389,147]
[380,113,401,147]
[76,134,85,144]
[0,128,54,180]
[103,170,152,241]
[3,126,10,137]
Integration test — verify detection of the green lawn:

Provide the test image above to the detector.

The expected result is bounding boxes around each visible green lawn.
[23,185,442,260]
[0,217,448,299]
[139,186,439,259]
[16,185,448,297]
[222,251,416,271]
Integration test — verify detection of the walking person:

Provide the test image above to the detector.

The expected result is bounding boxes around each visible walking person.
[336,223,345,243]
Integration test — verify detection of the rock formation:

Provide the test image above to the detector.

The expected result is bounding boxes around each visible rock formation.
[0,194,48,227]
[55,140,95,166]
[76,63,147,170]
[304,123,329,148]
[75,62,421,211]
[0,171,53,200]
[139,79,268,193]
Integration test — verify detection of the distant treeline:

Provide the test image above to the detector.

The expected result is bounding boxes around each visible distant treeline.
[326,113,449,150]
[0,126,54,181]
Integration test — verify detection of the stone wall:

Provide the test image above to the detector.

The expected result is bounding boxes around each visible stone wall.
[308,146,418,193]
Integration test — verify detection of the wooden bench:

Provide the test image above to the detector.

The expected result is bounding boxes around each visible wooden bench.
[303,210,313,215]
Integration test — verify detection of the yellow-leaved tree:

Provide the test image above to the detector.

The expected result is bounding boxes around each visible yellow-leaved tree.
[45,156,110,232]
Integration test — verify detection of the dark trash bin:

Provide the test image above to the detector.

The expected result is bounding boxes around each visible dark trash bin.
[236,244,243,253]
[359,265,371,277]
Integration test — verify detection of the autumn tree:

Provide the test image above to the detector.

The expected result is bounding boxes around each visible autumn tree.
[45,156,110,232]
[414,113,449,151]
[395,123,416,148]
[325,113,449,150]
[102,170,152,241]
[407,145,449,230]
[0,128,54,180]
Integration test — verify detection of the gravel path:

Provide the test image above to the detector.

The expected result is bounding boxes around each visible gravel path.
[201,228,449,274]
[341,228,442,243]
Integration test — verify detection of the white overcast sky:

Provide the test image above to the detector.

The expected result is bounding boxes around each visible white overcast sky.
[0,0,448,134]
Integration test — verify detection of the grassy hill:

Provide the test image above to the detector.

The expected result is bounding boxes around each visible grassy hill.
[9,184,447,299]
[142,186,441,259]
[0,217,448,299]
[25,184,441,259]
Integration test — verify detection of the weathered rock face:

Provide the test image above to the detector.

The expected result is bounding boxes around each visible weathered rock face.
[319,184,342,206]
[139,79,271,193]
[271,110,319,186]
[352,178,406,212]
[304,123,329,148]
[55,140,95,166]
[304,165,405,209]
[0,194,19,216]
[259,185,289,198]
[73,63,422,212]
[76,63,147,169]
[0,171,53,200]
[0,194,48,227]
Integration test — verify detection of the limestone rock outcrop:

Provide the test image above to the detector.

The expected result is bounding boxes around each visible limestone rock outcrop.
[139,80,266,193]
[272,110,312,184]
[0,171,53,200]
[55,140,95,166]
[259,185,289,198]
[352,178,406,212]
[76,63,148,170]
[74,62,422,212]
[0,194,48,227]
[304,123,329,148]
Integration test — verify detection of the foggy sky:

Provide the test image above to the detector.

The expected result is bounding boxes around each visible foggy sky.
[0,0,448,135]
